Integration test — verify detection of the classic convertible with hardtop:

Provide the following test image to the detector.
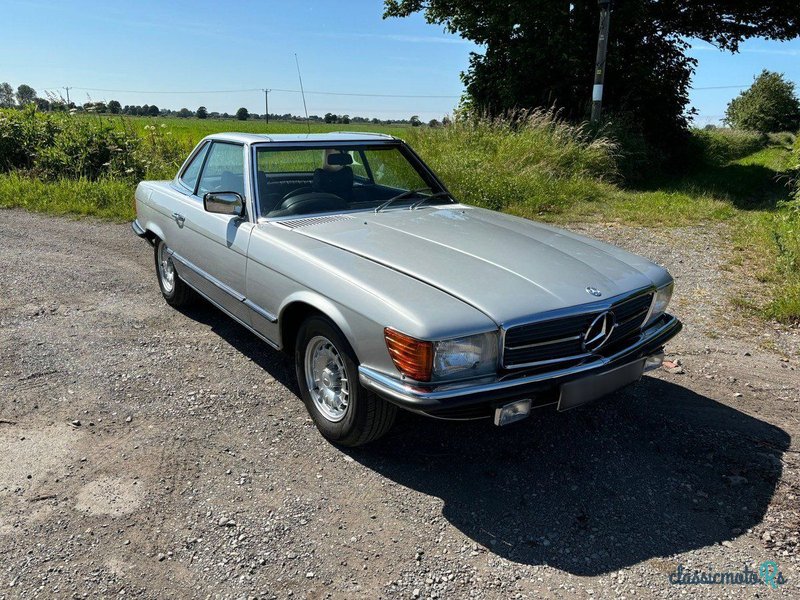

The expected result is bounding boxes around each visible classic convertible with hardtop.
[132,132,681,445]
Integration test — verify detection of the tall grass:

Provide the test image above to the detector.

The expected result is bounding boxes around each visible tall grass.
[0,173,134,220]
[406,109,618,213]
[764,138,800,321]
[688,128,767,167]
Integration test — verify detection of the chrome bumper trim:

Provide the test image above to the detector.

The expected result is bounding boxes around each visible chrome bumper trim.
[131,219,147,238]
[359,314,681,405]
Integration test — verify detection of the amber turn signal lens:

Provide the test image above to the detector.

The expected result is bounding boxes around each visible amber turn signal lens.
[384,328,433,382]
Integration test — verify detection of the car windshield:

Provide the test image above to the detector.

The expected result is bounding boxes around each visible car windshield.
[255,143,453,218]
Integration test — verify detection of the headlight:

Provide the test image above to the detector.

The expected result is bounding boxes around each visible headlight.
[433,332,498,380]
[645,282,674,327]
[384,329,499,382]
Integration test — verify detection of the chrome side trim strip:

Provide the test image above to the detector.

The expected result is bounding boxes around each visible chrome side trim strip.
[243,299,278,323]
[176,273,280,350]
[169,251,278,324]
[170,252,246,302]
[359,314,680,404]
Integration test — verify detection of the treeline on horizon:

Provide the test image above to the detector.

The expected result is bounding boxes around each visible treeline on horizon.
[0,81,443,126]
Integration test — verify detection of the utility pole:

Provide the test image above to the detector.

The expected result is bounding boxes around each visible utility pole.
[64,86,71,106]
[590,0,612,123]
[263,89,270,125]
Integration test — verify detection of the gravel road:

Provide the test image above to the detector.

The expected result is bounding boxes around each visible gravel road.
[1,209,799,599]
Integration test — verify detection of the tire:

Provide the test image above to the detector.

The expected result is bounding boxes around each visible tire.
[154,239,191,308]
[295,316,397,447]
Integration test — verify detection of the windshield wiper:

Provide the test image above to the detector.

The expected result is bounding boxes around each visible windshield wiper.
[409,192,454,210]
[374,187,431,213]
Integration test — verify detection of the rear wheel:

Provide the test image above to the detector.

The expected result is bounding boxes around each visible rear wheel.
[154,239,191,307]
[295,316,396,446]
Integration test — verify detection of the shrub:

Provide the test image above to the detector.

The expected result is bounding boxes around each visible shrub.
[0,106,61,170]
[0,107,187,181]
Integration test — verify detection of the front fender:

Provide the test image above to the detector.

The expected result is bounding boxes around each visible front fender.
[278,290,361,353]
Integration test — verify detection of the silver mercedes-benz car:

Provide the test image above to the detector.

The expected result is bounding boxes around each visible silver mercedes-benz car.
[132,132,681,446]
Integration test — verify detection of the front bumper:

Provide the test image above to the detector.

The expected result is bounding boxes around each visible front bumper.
[131,219,147,238]
[359,313,682,419]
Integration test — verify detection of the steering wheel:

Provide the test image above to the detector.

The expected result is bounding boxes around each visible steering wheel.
[280,187,314,203]
[278,192,348,215]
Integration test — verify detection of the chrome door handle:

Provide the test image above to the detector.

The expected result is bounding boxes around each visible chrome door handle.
[172,212,185,226]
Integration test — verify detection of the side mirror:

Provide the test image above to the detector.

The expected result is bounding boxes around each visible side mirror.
[203,191,245,217]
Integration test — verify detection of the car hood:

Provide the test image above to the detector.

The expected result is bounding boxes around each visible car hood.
[286,206,666,325]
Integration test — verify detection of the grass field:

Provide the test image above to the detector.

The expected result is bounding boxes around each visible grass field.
[1,109,798,321]
[93,114,413,146]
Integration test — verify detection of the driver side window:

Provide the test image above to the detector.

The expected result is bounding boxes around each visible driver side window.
[197,142,245,198]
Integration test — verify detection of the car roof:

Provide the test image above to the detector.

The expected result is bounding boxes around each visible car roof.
[203,131,398,145]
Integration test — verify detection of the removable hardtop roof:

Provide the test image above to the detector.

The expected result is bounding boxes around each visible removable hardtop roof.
[202,131,398,145]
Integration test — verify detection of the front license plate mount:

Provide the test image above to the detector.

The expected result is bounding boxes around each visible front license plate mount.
[557,359,645,411]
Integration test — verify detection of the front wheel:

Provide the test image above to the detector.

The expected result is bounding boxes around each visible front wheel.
[295,316,396,446]
[154,239,191,308]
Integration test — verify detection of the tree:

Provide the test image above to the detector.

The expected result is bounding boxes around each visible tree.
[725,71,800,133]
[196,106,208,119]
[148,105,160,117]
[108,100,121,114]
[409,115,422,127]
[236,107,249,121]
[428,118,440,128]
[16,84,36,106]
[384,1,800,154]
[177,107,192,118]
[340,114,351,124]
[0,82,13,107]
[324,112,337,124]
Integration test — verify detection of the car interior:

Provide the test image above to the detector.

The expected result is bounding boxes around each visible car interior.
[255,146,443,218]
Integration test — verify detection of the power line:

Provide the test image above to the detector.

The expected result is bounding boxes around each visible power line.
[37,83,764,98]
[691,84,749,90]
[39,85,461,99]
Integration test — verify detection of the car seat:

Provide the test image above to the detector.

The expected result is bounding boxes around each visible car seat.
[313,149,353,201]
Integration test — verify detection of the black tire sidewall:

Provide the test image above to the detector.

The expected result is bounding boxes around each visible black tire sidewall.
[295,316,363,442]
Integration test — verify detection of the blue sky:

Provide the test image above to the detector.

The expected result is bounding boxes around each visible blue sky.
[2,0,799,124]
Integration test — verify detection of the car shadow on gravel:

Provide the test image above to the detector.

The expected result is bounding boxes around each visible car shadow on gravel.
[176,300,297,391]
[348,377,790,576]
[175,301,789,576]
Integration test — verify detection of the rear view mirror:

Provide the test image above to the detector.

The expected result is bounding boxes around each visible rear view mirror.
[204,192,244,217]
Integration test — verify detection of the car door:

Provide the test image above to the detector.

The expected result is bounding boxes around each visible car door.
[174,141,253,324]
[146,141,209,264]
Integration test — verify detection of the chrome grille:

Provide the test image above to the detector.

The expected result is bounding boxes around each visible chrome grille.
[502,291,654,369]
